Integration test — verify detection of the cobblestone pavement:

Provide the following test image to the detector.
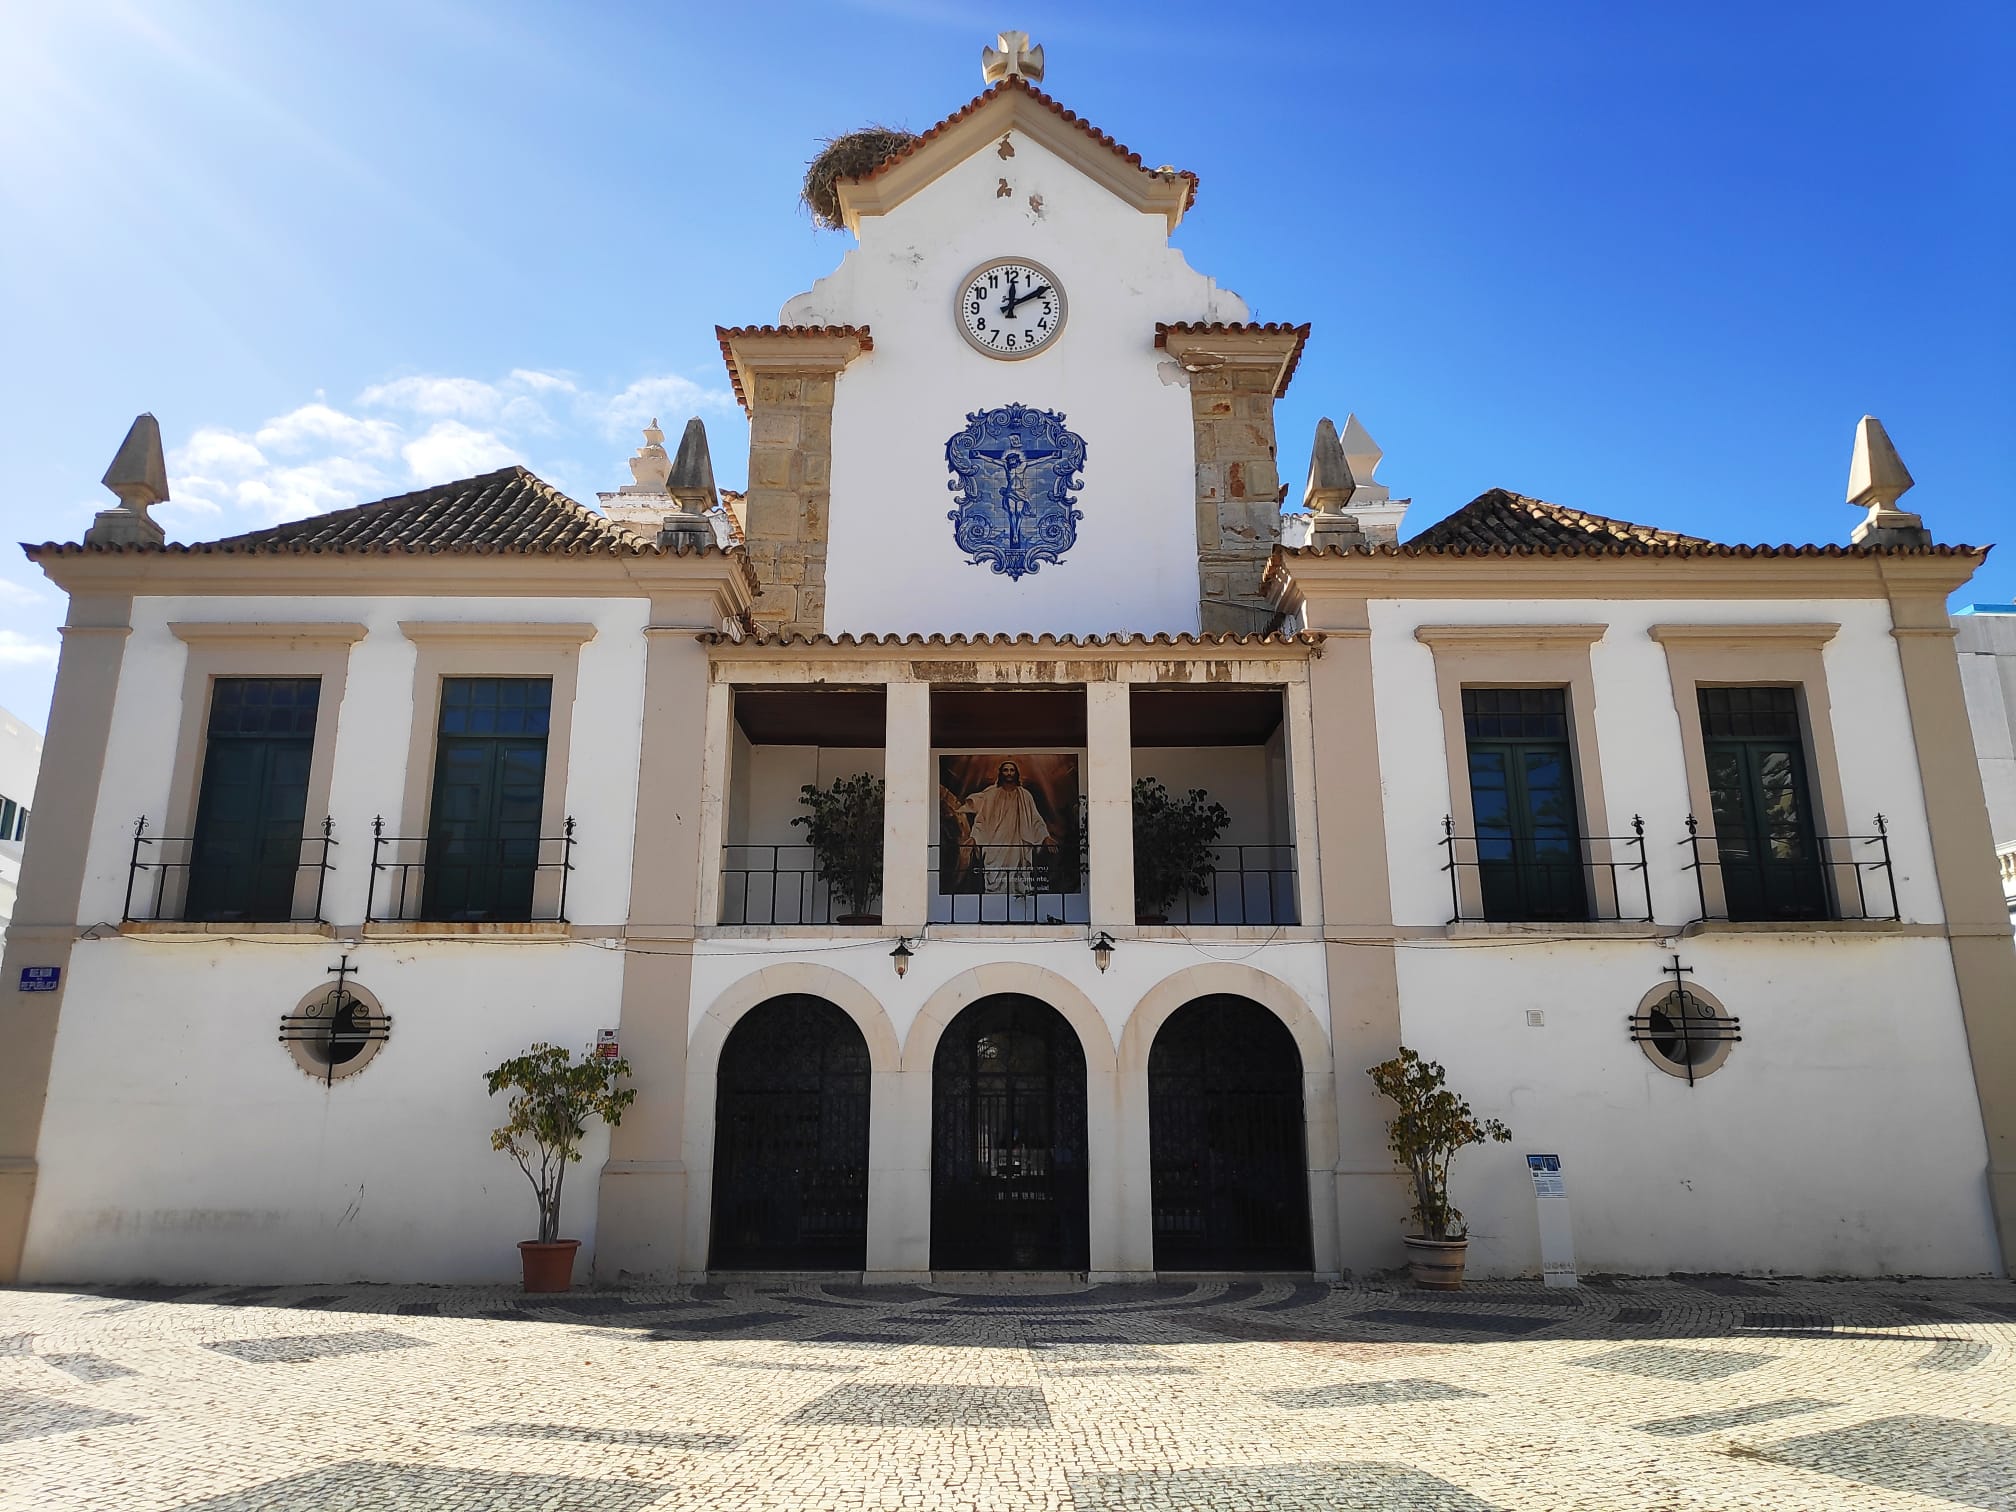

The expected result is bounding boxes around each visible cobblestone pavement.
[2,1275,2014,1510]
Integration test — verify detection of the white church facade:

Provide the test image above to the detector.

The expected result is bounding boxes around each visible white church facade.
[3,42,2012,1287]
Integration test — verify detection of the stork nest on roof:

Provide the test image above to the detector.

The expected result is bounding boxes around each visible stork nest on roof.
[802,126,918,230]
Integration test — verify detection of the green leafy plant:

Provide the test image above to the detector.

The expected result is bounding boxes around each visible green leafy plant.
[1366,1047,1511,1241]
[1131,777,1230,919]
[794,772,885,919]
[484,1043,637,1244]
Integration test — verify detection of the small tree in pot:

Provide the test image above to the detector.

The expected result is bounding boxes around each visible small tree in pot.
[485,1043,637,1293]
[1366,1046,1511,1289]
[795,772,885,923]
[1131,777,1230,923]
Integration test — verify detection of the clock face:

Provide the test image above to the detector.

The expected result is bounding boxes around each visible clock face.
[956,258,1067,360]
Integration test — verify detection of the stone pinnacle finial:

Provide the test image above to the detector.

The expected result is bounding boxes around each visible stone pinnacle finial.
[1846,414,1931,548]
[982,30,1044,85]
[1847,415,1915,512]
[665,417,720,516]
[85,412,169,547]
[625,419,671,494]
[1303,417,1354,515]
[1339,413,1384,495]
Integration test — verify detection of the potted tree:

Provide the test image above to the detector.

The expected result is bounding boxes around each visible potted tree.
[484,1042,637,1293]
[795,772,885,924]
[1366,1047,1511,1289]
[1131,777,1230,924]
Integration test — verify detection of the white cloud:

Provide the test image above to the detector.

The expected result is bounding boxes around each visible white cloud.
[599,374,739,437]
[509,368,577,395]
[254,403,401,458]
[0,580,48,606]
[175,428,267,475]
[0,631,58,666]
[235,457,393,522]
[401,422,517,485]
[357,375,509,419]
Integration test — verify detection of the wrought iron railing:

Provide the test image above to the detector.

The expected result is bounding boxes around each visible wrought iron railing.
[1440,815,1652,924]
[367,815,576,924]
[718,844,867,926]
[1679,814,1899,923]
[1147,844,1300,926]
[123,816,337,924]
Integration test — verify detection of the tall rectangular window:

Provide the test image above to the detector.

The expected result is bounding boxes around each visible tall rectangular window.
[423,677,552,921]
[1698,686,1825,920]
[1462,687,1587,921]
[186,677,321,921]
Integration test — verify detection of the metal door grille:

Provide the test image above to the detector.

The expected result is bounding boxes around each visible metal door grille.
[1149,995,1311,1271]
[710,996,870,1270]
[931,994,1088,1271]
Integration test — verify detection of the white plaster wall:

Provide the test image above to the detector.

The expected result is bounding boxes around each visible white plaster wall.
[1367,598,1943,928]
[23,937,623,1284]
[782,132,1247,638]
[733,746,887,847]
[1955,611,2016,848]
[1393,935,1999,1277]
[0,702,44,932]
[80,595,651,929]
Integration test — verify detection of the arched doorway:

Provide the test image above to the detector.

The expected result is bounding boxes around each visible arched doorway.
[931,993,1089,1270]
[711,995,870,1270]
[1148,995,1311,1270]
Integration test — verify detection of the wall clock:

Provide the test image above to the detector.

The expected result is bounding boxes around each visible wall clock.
[956,258,1067,360]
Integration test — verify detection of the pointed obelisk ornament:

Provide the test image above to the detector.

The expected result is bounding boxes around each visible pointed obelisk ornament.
[1302,417,1366,547]
[85,413,169,547]
[1847,415,1930,547]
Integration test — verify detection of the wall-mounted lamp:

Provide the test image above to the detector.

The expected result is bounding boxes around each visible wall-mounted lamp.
[890,938,914,979]
[1090,931,1115,974]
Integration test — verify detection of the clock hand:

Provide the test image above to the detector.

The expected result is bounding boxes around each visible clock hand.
[1005,283,1051,315]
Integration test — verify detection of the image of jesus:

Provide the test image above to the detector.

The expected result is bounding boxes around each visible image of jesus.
[961,761,1055,894]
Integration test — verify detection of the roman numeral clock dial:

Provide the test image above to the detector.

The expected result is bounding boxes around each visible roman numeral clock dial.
[956,258,1067,360]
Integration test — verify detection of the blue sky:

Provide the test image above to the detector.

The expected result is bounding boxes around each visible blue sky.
[1,0,2009,726]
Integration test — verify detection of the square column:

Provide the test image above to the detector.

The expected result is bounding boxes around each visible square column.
[1084,681,1135,930]
[881,681,930,934]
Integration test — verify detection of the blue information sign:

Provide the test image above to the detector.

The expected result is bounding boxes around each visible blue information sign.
[19,966,60,993]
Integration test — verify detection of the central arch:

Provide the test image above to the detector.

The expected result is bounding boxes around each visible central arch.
[931,993,1090,1271]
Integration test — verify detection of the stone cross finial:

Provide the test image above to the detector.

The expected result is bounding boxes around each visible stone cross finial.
[982,30,1044,85]
[1846,414,1930,547]
[625,418,672,494]
[85,412,169,547]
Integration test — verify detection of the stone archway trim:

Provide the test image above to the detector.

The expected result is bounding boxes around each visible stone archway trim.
[901,962,1118,1073]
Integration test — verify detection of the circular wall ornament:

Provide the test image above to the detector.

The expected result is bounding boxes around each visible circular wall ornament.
[956,257,1067,360]
[281,978,390,1083]
[1631,980,1737,1082]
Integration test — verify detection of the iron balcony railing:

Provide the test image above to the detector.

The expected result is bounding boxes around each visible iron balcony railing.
[718,844,869,926]
[123,816,337,924]
[1146,844,1300,926]
[1679,813,1899,923]
[930,793,1089,926]
[367,815,576,924]
[1440,815,1653,924]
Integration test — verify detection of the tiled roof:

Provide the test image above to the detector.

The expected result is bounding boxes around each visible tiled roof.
[1155,321,1312,398]
[700,629,1322,649]
[28,468,755,585]
[844,75,1198,210]
[1406,489,1711,553]
[714,325,874,414]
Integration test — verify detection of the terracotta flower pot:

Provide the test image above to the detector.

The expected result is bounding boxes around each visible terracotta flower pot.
[518,1239,581,1293]
[1403,1234,1468,1291]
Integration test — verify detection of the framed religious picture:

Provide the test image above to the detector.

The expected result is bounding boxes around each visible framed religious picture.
[935,752,1084,919]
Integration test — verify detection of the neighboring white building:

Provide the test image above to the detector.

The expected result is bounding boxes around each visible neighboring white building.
[0,703,43,936]
[2,39,2012,1287]
[1955,603,2016,924]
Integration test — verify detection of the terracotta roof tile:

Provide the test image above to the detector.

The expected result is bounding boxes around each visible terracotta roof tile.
[700,629,1322,650]
[1155,321,1312,398]
[26,467,756,588]
[714,325,874,414]
[844,75,1198,210]
[1407,489,1711,553]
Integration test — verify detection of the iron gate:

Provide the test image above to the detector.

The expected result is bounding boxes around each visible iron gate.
[1148,995,1311,1270]
[931,994,1089,1270]
[710,995,870,1270]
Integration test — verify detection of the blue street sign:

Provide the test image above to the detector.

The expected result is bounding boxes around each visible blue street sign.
[19,966,60,992]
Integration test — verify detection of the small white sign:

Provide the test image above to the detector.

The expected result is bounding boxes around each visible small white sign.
[596,1028,620,1060]
[1525,1153,1577,1288]
[1527,1153,1566,1199]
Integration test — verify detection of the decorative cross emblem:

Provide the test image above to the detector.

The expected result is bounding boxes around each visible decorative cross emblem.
[982,30,1044,85]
